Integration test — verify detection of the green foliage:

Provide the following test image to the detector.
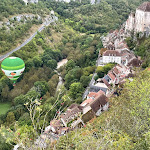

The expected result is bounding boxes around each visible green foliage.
[13,90,39,105]
[32,56,43,68]
[6,112,15,126]
[65,59,75,71]
[34,81,49,96]
[0,127,13,150]
[134,36,150,68]
[80,75,91,88]
[0,103,11,115]
[43,0,149,34]
[65,67,83,89]
[69,82,84,100]
[96,63,115,78]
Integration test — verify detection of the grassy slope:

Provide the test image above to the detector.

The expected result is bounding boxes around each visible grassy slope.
[0,103,11,115]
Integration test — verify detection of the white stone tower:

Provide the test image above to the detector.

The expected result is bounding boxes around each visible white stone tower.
[125,2,150,32]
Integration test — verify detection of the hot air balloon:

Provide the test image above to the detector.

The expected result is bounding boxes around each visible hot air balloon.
[1,57,25,86]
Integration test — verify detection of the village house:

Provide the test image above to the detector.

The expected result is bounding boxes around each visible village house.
[81,91,109,119]
[90,82,110,95]
[102,50,122,64]
[60,104,84,128]
[44,119,69,135]
[127,57,142,67]
[102,48,137,66]
[87,90,105,100]
[101,64,132,87]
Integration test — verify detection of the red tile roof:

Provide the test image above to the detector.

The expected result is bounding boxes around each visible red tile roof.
[80,99,93,107]
[113,67,119,75]
[87,92,98,98]
[90,93,108,113]
[108,72,116,81]
[102,78,110,87]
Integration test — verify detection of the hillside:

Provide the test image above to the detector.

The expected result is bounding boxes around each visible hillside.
[54,69,150,150]
[41,0,150,33]
[0,0,150,149]
[0,0,50,54]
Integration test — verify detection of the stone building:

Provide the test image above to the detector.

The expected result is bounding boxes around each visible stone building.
[102,50,122,64]
[125,2,150,32]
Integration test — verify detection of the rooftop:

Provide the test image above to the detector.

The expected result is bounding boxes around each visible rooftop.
[103,50,121,56]
[90,93,108,113]
[80,99,93,107]
[108,72,116,81]
[87,92,98,98]
[61,104,83,123]
[94,82,108,89]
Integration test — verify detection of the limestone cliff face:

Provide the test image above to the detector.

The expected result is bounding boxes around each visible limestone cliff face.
[125,2,150,32]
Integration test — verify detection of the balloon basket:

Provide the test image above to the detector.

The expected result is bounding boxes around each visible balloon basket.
[13,83,16,86]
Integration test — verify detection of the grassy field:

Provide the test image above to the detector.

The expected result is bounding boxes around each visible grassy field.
[0,103,11,115]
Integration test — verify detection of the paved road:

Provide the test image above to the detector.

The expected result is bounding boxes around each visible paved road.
[82,73,97,100]
[0,16,58,61]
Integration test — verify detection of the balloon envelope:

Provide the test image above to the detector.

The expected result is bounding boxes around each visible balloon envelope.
[1,57,25,84]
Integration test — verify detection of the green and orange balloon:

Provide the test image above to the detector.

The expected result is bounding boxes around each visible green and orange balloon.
[1,57,25,86]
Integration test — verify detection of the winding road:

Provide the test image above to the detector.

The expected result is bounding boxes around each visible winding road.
[0,16,58,61]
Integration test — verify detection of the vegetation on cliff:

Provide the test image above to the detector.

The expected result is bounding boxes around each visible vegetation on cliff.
[55,69,150,150]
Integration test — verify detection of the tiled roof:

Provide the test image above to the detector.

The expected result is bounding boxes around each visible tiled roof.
[50,119,61,127]
[80,99,93,107]
[61,105,83,123]
[102,78,110,87]
[103,50,121,56]
[90,93,108,113]
[127,58,142,67]
[138,2,150,12]
[113,67,119,75]
[87,92,98,98]
[108,72,116,81]
[50,119,62,133]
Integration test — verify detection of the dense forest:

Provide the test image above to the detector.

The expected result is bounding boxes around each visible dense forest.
[0,0,150,149]
[40,0,149,33]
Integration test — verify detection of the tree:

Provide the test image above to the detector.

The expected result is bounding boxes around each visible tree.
[32,56,43,67]
[25,59,34,72]
[6,112,15,126]
[66,59,75,71]
[47,59,57,69]
[69,82,84,99]
[65,67,83,89]
[80,75,91,88]
[34,81,49,96]
[1,85,9,101]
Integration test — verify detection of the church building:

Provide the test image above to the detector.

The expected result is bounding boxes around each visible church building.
[125,2,150,32]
